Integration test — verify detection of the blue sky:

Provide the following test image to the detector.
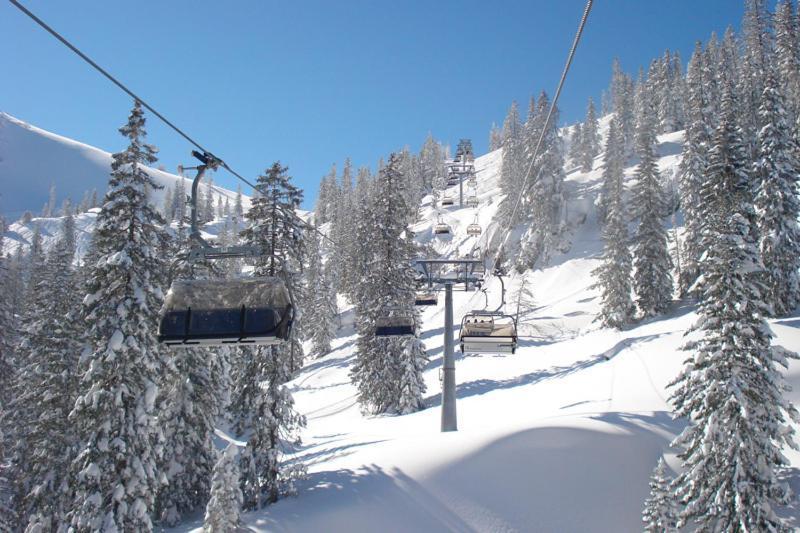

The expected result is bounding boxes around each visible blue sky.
[2,0,746,208]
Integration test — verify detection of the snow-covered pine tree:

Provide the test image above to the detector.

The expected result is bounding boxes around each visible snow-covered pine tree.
[14,213,81,532]
[642,458,677,532]
[754,64,800,316]
[739,0,772,142]
[0,220,17,533]
[497,101,525,228]
[330,157,354,294]
[611,58,635,152]
[350,153,427,415]
[597,111,626,226]
[419,134,444,193]
[65,101,169,532]
[236,162,306,508]
[489,122,503,152]
[567,123,583,167]
[631,67,673,317]
[203,446,243,533]
[173,175,187,224]
[580,97,600,172]
[315,164,337,225]
[517,91,566,270]
[774,1,800,117]
[162,185,175,221]
[305,231,336,358]
[339,167,373,301]
[592,117,633,329]
[677,42,712,297]
[669,85,799,532]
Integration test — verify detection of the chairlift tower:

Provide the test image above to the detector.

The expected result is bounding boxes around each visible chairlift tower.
[446,142,476,209]
[415,257,485,432]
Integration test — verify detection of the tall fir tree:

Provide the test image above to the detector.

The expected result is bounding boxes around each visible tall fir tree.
[580,97,600,172]
[754,65,800,316]
[14,214,82,532]
[65,101,169,532]
[668,86,798,531]
[350,153,427,415]
[305,231,337,358]
[642,459,677,532]
[236,162,306,509]
[677,42,712,296]
[592,117,633,329]
[630,68,673,317]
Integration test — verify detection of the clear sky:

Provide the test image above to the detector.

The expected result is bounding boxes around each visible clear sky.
[1,0,748,208]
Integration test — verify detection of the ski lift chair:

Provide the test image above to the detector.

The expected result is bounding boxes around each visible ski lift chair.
[375,307,415,337]
[467,176,477,188]
[158,278,293,347]
[459,312,517,354]
[414,291,438,306]
[466,195,479,209]
[466,221,482,236]
[441,196,455,207]
[433,216,452,236]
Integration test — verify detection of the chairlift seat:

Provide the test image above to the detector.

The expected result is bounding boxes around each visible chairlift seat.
[415,292,438,306]
[434,223,452,236]
[459,313,517,354]
[158,278,293,347]
[375,315,415,337]
[441,197,455,207]
[467,223,482,236]
[467,197,479,209]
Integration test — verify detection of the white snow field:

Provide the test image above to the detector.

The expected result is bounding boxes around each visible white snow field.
[176,124,796,531]
[4,115,800,531]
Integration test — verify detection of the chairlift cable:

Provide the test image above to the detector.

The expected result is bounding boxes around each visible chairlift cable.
[489,0,593,271]
[7,0,337,247]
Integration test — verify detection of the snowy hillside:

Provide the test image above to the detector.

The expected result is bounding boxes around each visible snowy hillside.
[166,126,800,531]
[0,112,240,221]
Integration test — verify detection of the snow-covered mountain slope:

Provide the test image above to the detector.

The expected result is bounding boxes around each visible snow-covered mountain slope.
[174,128,800,532]
[0,112,239,221]
[0,112,249,257]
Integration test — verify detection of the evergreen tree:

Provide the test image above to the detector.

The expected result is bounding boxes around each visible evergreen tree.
[677,42,712,296]
[305,231,336,357]
[610,58,635,151]
[740,0,772,141]
[580,97,600,172]
[567,123,583,167]
[162,185,174,221]
[497,101,525,227]
[489,122,503,152]
[592,117,633,329]
[203,446,242,533]
[669,86,798,532]
[642,459,677,532]
[631,69,673,317]
[598,114,625,225]
[350,153,427,415]
[419,133,444,192]
[236,162,306,508]
[754,65,800,316]
[775,1,800,117]
[65,101,169,532]
[15,214,81,531]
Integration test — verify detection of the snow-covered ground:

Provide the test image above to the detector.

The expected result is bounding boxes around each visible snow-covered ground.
[168,126,798,531]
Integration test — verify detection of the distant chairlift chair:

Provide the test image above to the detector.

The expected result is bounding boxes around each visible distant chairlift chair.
[415,291,438,306]
[466,195,479,209]
[375,307,415,337]
[466,218,482,236]
[459,312,517,354]
[433,216,452,236]
[441,196,455,207]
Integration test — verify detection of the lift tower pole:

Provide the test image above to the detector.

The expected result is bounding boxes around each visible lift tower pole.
[441,282,457,431]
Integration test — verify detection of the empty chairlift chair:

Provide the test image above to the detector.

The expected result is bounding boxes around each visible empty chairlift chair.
[415,291,438,306]
[466,215,482,236]
[441,196,455,207]
[433,216,452,236]
[158,278,293,347]
[375,307,415,337]
[459,312,517,354]
[466,195,479,209]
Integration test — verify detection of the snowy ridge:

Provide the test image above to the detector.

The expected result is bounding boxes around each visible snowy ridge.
[170,122,800,531]
[0,111,242,222]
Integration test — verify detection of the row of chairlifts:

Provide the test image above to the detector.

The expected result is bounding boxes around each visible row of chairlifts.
[157,151,295,348]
